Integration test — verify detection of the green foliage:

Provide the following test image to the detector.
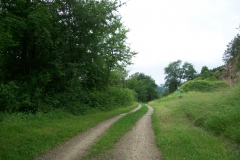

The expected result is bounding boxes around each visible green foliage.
[83,87,136,112]
[125,72,158,102]
[106,87,136,107]
[197,65,224,80]
[164,60,197,93]
[201,66,209,74]
[0,0,136,113]
[181,80,229,93]
[223,33,240,71]
[200,66,210,78]
[0,81,19,112]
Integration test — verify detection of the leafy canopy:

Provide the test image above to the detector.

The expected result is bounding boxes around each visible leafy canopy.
[0,0,137,113]
[164,60,197,93]
[125,72,158,102]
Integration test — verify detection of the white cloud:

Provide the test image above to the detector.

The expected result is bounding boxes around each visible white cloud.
[120,0,240,84]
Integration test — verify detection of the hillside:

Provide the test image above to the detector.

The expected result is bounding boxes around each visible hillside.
[150,81,240,159]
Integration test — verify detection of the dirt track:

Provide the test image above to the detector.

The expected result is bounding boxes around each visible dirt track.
[103,105,161,160]
[35,105,141,160]
[36,105,161,160]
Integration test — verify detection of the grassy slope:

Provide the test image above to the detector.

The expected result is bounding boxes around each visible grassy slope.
[150,84,240,160]
[85,104,148,159]
[0,102,138,160]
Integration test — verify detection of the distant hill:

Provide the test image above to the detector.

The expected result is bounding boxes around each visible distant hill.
[156,85,166,94]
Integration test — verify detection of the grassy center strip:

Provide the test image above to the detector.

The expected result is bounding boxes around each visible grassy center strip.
[0,102,138,160]
[85,104,148,159]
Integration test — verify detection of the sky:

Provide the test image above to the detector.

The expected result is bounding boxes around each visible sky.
[119,0,240,85]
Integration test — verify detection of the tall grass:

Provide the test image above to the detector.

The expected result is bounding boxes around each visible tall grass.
[180,85,240,143]
[150,84,240,159]
[181,79,229,92]
[0,102,138,160]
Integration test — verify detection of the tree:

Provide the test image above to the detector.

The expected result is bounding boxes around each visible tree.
[0,0,55,80]
[125,72,158,102]
[200,66,210,78]
[222,33,240,70]
[99,16,137,90]
[182,62,197,81]
[164,60,197,93]
[0,0,137,113]
[201,66,209,74]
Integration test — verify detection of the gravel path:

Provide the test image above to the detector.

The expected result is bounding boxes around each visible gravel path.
[35,105,141,160]
[104,105,162,160]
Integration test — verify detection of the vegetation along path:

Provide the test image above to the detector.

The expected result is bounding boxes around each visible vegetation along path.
[36,105,141,160]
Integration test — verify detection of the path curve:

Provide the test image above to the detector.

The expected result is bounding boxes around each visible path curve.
[35,105,141,160]
[106,105,162,160]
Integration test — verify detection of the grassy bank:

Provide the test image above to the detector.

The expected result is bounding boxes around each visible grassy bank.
[85,104,148,159]
[150,85,240,159]
[0,102,138,160]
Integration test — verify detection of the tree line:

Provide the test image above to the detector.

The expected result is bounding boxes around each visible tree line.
[162,60,226,96]
[0,0,160,114]
[162,26,240,96]
[222,29,240,70]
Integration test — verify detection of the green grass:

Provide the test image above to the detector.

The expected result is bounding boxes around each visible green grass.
[0,102,138,160]
[150,84,240,160]
[85,104,148,159]
[181,79,229,92]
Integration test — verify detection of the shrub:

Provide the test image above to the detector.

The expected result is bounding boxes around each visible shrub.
[0,81,19,112]
[181,80,229,93]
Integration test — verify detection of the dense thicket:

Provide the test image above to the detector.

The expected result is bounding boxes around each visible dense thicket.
[125,72,158,102]
[194,65,224,80]
[0,0,136,114]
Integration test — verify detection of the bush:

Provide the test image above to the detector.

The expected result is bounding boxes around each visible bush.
[181,80,229,93]
[0,81,19,112]
[86,87,136,111]
[106,87,136,106]
[62,87,136,115]
[0,76,136,115]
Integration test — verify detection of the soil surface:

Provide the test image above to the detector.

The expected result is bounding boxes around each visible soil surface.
[36,105,162,160]
[35,105,141,160]
[102,105,162,160]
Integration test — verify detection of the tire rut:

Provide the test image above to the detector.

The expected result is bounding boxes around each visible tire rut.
[35,105,141,160]
[103,105,162,160]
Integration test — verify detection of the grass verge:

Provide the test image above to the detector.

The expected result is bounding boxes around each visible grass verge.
[0,102,138,160]
[150,85,240,160]
[85,104,148,159]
